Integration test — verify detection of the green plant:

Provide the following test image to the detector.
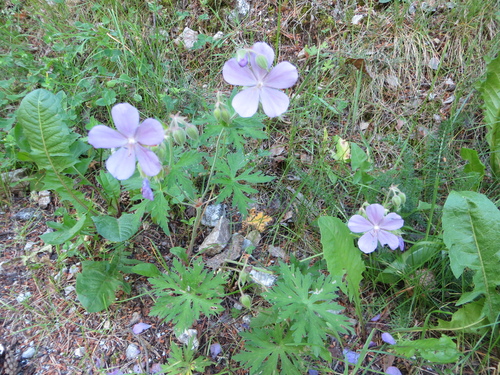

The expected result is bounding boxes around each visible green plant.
[161,342,211,375]
[149,257,227,334]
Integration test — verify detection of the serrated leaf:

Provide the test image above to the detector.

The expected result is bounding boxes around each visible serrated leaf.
[442,191,500,324]
[92,208,143,242]
[148,258,226,334]
[479,53,500,177]
[76,261,129,312]
[393,335,461,364]
[233,323,304,375]
[264,262,352,358]
[318,216,366,303]
[17,89,76,171]
[131,262,161,277]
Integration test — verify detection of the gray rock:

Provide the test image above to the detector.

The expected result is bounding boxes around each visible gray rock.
[205,233,244,269]
[175,27,198,49]
[201,204,226,227]
[13,208,42,221]
[199,217,230,256]
[177,329,199,350]
[249,269,277,287]
[21,347,36,359]
[0,168,29,196]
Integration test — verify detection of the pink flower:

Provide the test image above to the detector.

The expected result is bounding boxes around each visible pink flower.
[88,103,164,180]
[222,42,298,118]
[348,204,404,253]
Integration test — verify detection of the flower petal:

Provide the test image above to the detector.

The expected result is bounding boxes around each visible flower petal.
[264,62,298,89]
[136,119,164,146]
[136,145,162,177]
[260,87,290,117]
[381,332,397,345]
[386,366,402,375]
[379,212,404,231]
[358,231,378,253]
[348,214,374,233]
[377,230,400,250]
[365,204,386,225]
[132,322,152,334]
[223,59,258,86]
[106,147,137,180]
[111,103,140,138]
[88,125,127,148]
[232,87,260,117]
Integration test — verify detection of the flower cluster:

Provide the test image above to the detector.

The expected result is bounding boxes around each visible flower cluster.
[223,42,298,118]
[348,204,404,253]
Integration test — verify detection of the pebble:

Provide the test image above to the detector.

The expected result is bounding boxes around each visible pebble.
[177,329,199,350]
[16,292,32,303]
[74,347,85,357]
[199,216,230,256]
[201,204,226,227]
[21,347,36,359]
[126,343,141,359]
[249,269,277,287]
[13,208,42,221]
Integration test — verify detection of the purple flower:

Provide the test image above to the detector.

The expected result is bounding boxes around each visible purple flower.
[222,42,298,118]
[210,343,222,359]
[141,178,154,201]
[132,322,152,334]
[88,103,164,180]
[386,366,402,375]
[381,332,397,345]
[343,349,360,364]
[347,204,404,253]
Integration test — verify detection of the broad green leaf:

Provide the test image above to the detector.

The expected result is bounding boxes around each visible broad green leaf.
[394,335,461,364]
[460,147,485,189]
[442,191,500,324]
[92,209,144,242]
[40,214,90,245]
[131,263,161,277]
[435,299,488,334]
[479,53,500,177]
[76,261,129,312]
[318,216,366,303]
[17,89,77,171]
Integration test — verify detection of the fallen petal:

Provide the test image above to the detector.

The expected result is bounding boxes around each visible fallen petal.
[210,343,222,359]
[381,332,397,345]
[132,322,152,334]
[386,366,402,375]
[343,349,360,364]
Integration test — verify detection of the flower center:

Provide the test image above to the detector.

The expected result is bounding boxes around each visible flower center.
[373,225,380,231]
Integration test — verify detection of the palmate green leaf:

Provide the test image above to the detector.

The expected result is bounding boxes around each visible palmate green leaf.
[393,335,461,364]
[148,258,226,334]
[212,152,274,216]
[17,89,77,171]
[233,323,304,375]
[76,260,130,312]
[479,53,500,177]
[264,262,352,358]
[442,191,500,324]
[318,216,366,303]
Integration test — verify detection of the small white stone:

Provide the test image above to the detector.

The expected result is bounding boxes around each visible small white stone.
[64,286,75,297]
[16,292,32,303]
[175,27,198,49]
[213,31,224,40]
[249,269,277,287]
[351,14,364,25]
[177,329,199,350]
[21,347,36,359]
[126,343,141,359]
[74,347,85,357]
[235,0,250,15]
[428,57,440,70]
[24,241,36,251]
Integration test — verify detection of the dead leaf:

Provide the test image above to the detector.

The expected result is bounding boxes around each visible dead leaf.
[244,209,273,232]
[345,58,373,77]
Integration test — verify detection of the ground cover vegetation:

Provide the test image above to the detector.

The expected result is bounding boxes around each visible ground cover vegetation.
[0,0,499,374]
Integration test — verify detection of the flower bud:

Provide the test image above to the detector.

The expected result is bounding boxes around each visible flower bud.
[185,123,199,141]
[171,127,186,145]
[399,192,406,206]
[391,195,402,209]
[239,294,252,309]
[141,178,154,201]
[255,54,269,71]
[236,49,249,67]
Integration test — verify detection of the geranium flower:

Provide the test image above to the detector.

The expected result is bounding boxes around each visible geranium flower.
[222,42,298,118]
[348,204,404,253]
[88,103,164,180]
[141,178,154,201]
